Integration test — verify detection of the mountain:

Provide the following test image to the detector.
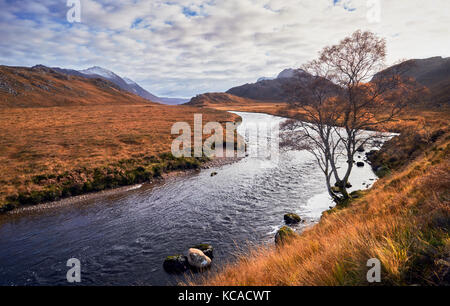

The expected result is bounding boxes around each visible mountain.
[0,65,154,107]
[226,57,450,105]
[373,56,450,107]
[373,56,450,87]
[122,77,162,101]
[79,66,165,103]
[226,68,311,102]
[53,66,187,105]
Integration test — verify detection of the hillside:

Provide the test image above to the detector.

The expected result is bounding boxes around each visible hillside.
[186,92,264,106]
[0,65,154,107]
[226,68,312,102]
[373,57,450,107]
[373,57,450,88]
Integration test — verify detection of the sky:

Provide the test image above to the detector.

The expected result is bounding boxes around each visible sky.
[0,0,449,98]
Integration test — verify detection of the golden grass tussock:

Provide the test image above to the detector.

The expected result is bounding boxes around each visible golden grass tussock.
[192,137,449,286]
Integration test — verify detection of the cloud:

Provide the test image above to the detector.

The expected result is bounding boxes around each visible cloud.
[0,0,449,97]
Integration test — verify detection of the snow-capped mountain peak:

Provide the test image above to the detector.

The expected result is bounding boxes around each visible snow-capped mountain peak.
[52,65,188,105]
[79,66,118,79]
[277,68,307,79]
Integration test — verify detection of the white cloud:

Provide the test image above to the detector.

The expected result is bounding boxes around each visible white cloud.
[0,0,448,97]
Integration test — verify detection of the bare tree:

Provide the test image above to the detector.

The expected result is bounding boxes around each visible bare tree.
[281,30,417,204]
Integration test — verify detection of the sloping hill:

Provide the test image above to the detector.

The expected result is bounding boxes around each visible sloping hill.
[0,65,154,107]
[373,57,450,107]
[186,92,264,107]
[226,78,293,102]
[226,69,313,102]
[373,56,450,88]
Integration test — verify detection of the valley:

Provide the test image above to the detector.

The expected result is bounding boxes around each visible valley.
[0,55,449,286]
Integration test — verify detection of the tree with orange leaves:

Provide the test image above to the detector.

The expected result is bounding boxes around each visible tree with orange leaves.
[282,30,417,203]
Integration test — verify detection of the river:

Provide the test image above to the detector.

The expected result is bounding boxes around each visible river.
[0,112,384,285]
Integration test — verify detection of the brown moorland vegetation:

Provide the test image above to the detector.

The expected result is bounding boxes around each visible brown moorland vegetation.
[0,104,238,212]
[0,66,240,212]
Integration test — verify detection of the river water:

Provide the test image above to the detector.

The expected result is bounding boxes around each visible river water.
[0,112,384,285]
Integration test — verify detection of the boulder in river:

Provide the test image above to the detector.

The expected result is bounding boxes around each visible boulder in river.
[187,248,212,270]
[275,226,296,245]
[192,244,214,258]
[210,172,218,177]
[357,162,365,167]
[163,255,189,274]
[284,213,301,224]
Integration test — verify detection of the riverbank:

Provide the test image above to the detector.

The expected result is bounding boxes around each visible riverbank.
[0,104,241,214]
[1,152,244,218]
[0,149,245,216]
[192,119,450,286]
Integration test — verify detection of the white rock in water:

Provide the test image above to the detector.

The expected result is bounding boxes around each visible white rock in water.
[187,248,212,269]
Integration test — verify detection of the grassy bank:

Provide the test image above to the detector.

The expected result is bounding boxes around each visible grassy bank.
[0,153,208,213]
[192,117,449,286]
[0,104,240,213]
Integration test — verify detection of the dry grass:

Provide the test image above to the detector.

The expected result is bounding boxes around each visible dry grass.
[193,136,450,285]
[186,95,450,286]
[0,104,238,207]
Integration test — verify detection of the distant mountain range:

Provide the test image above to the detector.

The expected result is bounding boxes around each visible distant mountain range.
[50,66,188,105]
[220,57,450,106]
[3,56,447,108]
